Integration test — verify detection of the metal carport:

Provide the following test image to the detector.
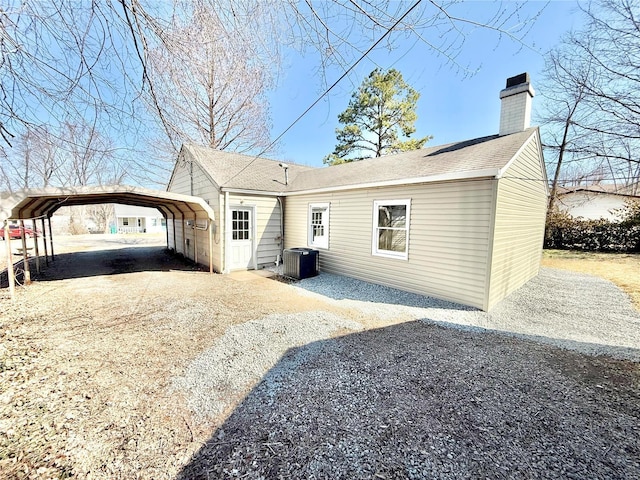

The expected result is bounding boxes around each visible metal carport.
[0,185,216,300]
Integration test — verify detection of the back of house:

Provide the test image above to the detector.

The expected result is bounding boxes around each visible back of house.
[167,73,548,311]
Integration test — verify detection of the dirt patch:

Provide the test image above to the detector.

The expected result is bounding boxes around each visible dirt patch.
[0,242,363,478]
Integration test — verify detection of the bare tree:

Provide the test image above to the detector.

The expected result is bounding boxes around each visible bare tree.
[280,1,543,78]
[86,204,115,233]
[537,48,594,211]
[0,126,57,190]
[538,0,640,209]
[1,0,548,186]
[146,1,278,154]
[50,121,120,187]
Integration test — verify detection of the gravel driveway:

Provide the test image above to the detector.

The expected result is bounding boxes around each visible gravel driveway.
[175,268,640,479]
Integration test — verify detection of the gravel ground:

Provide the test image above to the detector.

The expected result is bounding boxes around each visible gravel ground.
[2,238,640,479]
[173,312,363,421]
[290,268,640,360]
[178,322,640,479]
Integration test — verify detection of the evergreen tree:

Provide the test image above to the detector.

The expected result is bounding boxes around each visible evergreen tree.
[324,68,431,165]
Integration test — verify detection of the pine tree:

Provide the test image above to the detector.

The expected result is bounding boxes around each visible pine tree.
[324,68,431,165]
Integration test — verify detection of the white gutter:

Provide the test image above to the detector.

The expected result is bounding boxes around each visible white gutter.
[284,168,501,196]
[220,188,284,196]
[220,169,500,198]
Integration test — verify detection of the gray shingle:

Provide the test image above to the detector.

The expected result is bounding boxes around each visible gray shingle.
[183,128,537,194]
[184,145,315,192]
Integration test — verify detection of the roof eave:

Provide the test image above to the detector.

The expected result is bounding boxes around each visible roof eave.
[284,168,501,196]
[220,187,286,196]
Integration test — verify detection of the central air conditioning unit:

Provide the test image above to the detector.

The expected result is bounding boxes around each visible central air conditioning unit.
[283,248,319,280]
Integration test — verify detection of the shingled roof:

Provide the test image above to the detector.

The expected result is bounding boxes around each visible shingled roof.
[183,144,315,192]
[290,128,538,192]
[182,128,539,194]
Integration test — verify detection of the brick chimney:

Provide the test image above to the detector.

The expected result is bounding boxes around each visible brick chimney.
[499,73,535,136]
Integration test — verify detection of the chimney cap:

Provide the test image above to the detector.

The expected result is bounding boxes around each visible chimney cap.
[506,73,530,88]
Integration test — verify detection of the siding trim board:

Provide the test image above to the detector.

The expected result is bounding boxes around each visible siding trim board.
[483,179,500,312]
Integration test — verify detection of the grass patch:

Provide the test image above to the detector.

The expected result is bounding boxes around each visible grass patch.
[542,249,640,310]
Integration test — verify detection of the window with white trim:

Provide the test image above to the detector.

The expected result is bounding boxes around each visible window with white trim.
[372,199,410,259]
[308,203,330,249]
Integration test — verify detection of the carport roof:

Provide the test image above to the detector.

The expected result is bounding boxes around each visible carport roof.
[0,185,215,222]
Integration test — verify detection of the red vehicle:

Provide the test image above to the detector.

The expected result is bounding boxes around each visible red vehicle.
[0,224,39,240]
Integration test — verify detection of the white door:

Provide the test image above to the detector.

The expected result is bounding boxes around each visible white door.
[229,207,254,270]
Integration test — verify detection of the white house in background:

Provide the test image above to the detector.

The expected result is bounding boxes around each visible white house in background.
[166,73,548,311]
[113,204,166,234]
[556,184,639,221]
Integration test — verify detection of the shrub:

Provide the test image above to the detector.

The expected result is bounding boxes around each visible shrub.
[545,204,640,252]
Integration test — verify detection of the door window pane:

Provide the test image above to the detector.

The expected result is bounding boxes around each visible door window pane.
[232,209,250,240]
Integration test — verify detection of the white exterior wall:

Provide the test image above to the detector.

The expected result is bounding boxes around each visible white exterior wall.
[557,192,629,221]
[285,180,495,309]
[166,150,222,271]
[116,215,165,233]
[224,193,282,271]
[486,133,547,310]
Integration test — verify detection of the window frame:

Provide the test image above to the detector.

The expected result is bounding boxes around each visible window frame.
[307,202,330,249]
[372,199,411,260]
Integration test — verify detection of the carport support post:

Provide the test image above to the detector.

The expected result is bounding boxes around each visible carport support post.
[4,222,16,301]
[32,219,40,274]
[209,220,213,274]
[171,213,177,253]
[48,217,54,260]
[41,217,49,266]
[19,220,31,285]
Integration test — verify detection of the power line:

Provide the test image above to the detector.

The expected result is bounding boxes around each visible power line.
[220,0,423,188]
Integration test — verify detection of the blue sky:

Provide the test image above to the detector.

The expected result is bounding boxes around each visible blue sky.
[267,1,581,167]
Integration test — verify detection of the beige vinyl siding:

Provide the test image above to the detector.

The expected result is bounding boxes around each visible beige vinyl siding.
[285,180,495,309]
[486,133,547,310]
[227,193,282,270]
[167,149,222,271]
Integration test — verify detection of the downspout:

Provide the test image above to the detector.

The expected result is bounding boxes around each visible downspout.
[277,196,285,265]
[224,191,229,273]
[190,159,194,196]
